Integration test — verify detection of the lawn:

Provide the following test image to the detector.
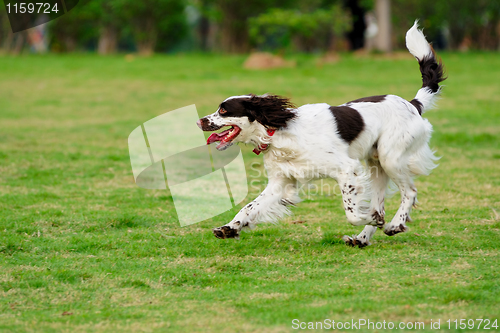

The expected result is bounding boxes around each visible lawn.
[0,51,499,332]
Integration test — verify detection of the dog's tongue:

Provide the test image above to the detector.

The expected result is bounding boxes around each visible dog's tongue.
[207,132,223,145]
[207,128,231,145]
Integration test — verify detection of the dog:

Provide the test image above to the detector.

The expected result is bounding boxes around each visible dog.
[197,22,445,247]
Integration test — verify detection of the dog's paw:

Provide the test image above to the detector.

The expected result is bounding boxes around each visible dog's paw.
[342,235,370,248]
[383,223,409,236]
[213,226,240,240]
[372,211,386,229]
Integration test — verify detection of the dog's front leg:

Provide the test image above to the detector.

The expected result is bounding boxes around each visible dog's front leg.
[213,177,299,239]
[337,167,373,226]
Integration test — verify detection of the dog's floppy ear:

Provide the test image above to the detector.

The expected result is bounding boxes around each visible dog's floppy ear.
[242,94,296,129]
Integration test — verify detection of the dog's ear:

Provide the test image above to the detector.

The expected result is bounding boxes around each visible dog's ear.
[242,94,296,129]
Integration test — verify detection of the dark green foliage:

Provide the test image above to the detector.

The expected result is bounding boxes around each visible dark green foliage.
[47,0,188,52]
[49,0,100,51]
[249,5,351,51]
[392,0,500,50]
[203,0,304,52]
[112,0,188,53]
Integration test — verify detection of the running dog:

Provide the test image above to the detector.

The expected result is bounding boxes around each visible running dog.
[197,21,445,247]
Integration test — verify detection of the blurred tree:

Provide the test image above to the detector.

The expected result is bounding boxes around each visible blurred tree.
[0,6,13,52]
[88,0,123,54]
[189,0,221,51]
[249,5,351,52]
[5,0,499,53]
[392,0,500,50]
[374,0,391,52]
[195,0,211,51]
[46,0,188,54]
[49,0,99,52]
[445,0,500,50]
[207,0,300,53]
[112,0,188,55]
[344,0,367,50]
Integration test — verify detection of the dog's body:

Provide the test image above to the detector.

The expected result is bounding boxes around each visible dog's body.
[197,22,445,247]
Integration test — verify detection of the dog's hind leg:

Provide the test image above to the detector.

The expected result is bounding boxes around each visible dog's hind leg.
[343,158,389,247]
[366,158,389,228]
[383,180,416,236]
[213,177,299,239]
[343,225,377,248]
[382,142,438,236]
[379,154,417,236]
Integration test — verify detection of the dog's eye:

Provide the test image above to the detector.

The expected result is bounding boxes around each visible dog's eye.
[219,108,227,115]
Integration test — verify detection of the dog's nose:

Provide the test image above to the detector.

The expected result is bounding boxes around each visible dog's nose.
[196,119,202,129]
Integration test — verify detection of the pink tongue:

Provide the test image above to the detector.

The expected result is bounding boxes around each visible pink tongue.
[207,128,232,145]
[207,132,223,145]
[207,130,230,144]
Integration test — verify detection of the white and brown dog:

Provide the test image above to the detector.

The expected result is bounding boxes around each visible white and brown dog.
[197,22,445,247]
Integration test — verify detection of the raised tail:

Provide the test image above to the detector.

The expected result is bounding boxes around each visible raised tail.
[406,21,446,114]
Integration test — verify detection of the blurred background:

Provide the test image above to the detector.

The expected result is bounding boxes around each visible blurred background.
[1,0,499,56]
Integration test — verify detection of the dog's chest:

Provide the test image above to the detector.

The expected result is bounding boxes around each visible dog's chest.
[264,152,333,182]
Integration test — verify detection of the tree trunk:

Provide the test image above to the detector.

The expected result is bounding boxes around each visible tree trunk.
[64,36,77,52]
[12,32,26,54]
[374,0,391,52]
[219,20,249,53]
[98,25,118,55]
[2,31,14,53]
[137,39,156,56]
[498,21,500,51]
[134,19,157,56]
[197,0,210,51]
[217,2,250,53]
[198,15,210,51]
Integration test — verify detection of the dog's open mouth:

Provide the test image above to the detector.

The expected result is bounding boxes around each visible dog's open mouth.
[206,125,241,151]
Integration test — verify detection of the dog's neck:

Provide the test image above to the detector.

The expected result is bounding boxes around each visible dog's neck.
[252,128,276,155]
[261,127,302,162]
[247,123,300,160]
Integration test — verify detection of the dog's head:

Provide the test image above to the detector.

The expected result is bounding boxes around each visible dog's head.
[197,94,296,150]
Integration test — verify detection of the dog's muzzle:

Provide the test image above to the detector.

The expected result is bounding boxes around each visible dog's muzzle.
[197,118,223,131]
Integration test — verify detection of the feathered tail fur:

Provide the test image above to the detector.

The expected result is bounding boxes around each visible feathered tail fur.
[406,21,446,114]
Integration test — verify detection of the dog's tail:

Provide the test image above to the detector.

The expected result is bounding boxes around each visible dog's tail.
[406,20,446,114]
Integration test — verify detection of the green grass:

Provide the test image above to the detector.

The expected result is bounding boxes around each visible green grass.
[0,52,499,332]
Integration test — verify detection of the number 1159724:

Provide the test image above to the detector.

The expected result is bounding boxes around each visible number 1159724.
[6,2,59,14]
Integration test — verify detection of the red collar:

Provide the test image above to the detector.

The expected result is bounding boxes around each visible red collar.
[253,129,276,155]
